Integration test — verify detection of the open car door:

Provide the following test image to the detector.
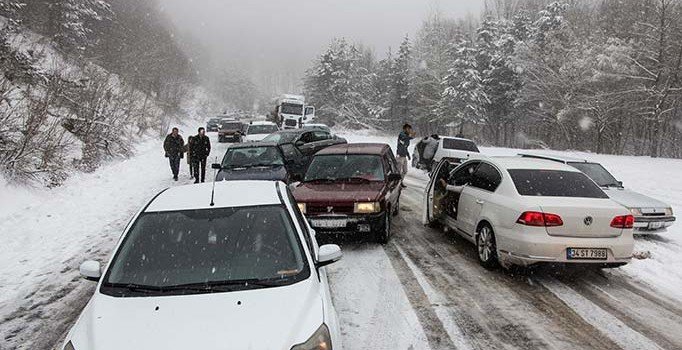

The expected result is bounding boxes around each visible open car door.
[423,159,448,225]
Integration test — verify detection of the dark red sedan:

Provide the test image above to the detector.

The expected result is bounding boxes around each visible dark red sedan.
[292,143,403,243]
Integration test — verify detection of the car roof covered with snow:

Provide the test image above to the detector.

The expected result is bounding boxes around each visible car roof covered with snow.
[249,121,276,125]
[487,156,583,172]
[317,143,390,156]
[517,152,588,164]
[145,181,282,212]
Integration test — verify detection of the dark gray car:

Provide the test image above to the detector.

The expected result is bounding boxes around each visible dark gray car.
[213,142,290,182]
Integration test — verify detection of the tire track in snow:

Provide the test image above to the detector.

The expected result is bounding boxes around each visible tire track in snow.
[382,242,457,349]
[393,244,474,350]
[550,272,682,350]
[538,277,663,350]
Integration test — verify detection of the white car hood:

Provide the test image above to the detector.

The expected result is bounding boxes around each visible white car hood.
[245,134,269,142]
[603,187,669,209]
[69,279,323,350]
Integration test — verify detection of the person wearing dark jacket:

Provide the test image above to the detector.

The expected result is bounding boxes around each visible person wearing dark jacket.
[185,135,195,179]
[190,127,211,183]
[163,127,184,181]
[396,123,415,187]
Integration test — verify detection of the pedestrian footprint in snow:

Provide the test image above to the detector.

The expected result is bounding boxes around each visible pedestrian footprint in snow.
[163,127,184,181]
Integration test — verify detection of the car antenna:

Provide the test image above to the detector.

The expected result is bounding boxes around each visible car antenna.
[210,156,218,207]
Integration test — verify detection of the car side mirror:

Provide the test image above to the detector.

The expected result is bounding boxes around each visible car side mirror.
[388,173,402,182]
[316,244,342,267]
[617,180,623,187]
[80,260,101,281]
[211,163,222,169]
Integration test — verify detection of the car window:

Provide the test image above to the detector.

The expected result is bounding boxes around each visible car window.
[305,154,385,182]
[442,138,479,152]
[262,132,297,144]
[312,131,330,142]
[279,143,302,160]
[508,169,609,198]
[469,163,501,192]
[386,151,399,174]
[299,132,315,143]
[247,124,279,135]
[101,205,310,296]
[222,122,242,130]
[567,162,620,187]
[450,161,480,186]
[221,146,284,168]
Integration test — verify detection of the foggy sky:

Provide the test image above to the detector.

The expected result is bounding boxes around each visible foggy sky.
[161,0,484,93]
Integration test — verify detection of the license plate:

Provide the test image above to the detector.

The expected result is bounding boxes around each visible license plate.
[310,219,347,228]
[567,248,607,260]
[648,222,663,229]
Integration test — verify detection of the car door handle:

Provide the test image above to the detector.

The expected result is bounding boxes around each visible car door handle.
[475,199,485,205]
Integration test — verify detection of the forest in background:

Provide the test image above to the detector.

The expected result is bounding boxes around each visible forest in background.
[304,0,682,158]
[0,0,197,186]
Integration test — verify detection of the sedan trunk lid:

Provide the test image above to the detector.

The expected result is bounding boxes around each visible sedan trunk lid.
[532,197,629,238]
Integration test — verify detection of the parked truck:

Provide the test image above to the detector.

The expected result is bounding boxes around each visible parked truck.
[276,94,315,129]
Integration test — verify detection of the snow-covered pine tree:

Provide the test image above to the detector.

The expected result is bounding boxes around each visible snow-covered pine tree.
[391,35,412,124]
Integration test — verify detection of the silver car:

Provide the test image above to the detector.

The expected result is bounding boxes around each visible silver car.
[520,153,675,234]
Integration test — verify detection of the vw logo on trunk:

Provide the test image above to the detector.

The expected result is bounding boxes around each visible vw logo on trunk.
[327,206,334,213]
[584,216,593,226]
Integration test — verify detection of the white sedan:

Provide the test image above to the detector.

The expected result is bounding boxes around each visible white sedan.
[423,157,634,269]
[244,121,280,142]
[63,181,343,350]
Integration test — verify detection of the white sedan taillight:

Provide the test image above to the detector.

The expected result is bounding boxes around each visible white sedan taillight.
[516,211,564,227]
[610,215,635,229]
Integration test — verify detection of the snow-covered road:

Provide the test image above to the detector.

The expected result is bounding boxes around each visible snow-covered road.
[1,129,682,350]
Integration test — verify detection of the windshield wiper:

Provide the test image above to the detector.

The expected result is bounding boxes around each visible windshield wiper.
[304,178,337,183]
[164,279,285,291]
[101,282,167,294]
[337,176,373,183]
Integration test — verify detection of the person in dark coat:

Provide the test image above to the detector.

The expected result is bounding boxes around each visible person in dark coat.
[163,127,184,181]
[185,135,195,179]
[190,127,211,183]
[396,123,415,187]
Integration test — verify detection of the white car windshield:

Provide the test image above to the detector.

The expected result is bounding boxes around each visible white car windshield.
[101,205,308,296]
[247,124,279,135]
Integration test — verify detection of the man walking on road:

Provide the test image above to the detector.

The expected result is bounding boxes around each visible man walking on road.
[163,127,184,181]
[190,127,211,183]
[396,123,415,187]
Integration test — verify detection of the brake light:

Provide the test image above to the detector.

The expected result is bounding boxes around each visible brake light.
[611,215,634,229]
[516,211,563,227]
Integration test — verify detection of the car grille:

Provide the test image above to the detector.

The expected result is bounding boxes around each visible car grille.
[284,119,298,126]
[307,204,354,214]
